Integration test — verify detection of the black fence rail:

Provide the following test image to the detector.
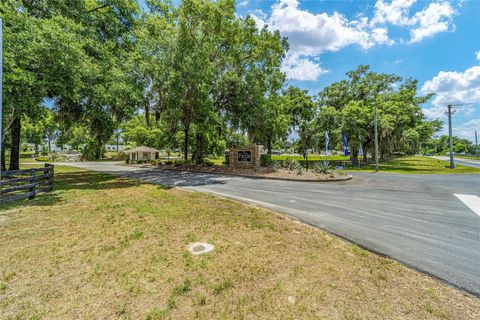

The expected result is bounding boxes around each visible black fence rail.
[0,164,54,205]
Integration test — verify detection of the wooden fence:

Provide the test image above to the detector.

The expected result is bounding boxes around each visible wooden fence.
[0,164,54,204]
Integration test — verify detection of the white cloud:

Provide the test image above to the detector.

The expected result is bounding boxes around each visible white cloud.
[476,50,480,61]
[249,0,457,81]
[238,1,249,7]
[452,118,480,141]
[249,9,267,29]
[257,0,392,57]
[371,0,417,26]
[282,55,328,81]
[421,65,480,107]
[371,0,456,43]
[422,106,445,120]
[408,2,456,43]
[250,0,395,80]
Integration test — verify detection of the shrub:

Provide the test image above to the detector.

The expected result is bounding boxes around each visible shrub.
[271,160,282,172]
[49,153,68,162]
[174,159,192,166]
[224,151,230,165]
[288,159,300,171]
[104,151,126,161]
[294,161,304,175]
[165,160,173,165]
[203,159,214,167]
[81,141,105,161]
[260,154,272,166]
[314,160,330,174]
[35,157,49,162]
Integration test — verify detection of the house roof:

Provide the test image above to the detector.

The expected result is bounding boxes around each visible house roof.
[126,146,159,153]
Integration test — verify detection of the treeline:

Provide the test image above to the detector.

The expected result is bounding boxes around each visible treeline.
[422,136,478,155]
[1,0,441,170]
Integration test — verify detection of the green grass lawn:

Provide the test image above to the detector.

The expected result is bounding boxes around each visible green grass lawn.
[272,154,350,161]
[347,156,480,174]
[0,165,479,319]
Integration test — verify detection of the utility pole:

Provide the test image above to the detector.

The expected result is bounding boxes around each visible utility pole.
[447,105,455,169]
[374,103,379,172]
[475,130,478,160]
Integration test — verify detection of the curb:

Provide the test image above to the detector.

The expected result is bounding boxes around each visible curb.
[142,166,353,182]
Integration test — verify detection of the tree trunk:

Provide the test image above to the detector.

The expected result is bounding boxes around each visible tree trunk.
[363,143,368,164]
[267,139,272,155]
[34,143,39,155]
[145,103,151,128]
[183,125,189,161]
[194,132,204,165]
[48,136,51,153]
[1,142,6,171]
[9,116,21,171]
[305,151,309,171]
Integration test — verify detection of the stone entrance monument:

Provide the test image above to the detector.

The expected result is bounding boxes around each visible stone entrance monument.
[229,145,262,168]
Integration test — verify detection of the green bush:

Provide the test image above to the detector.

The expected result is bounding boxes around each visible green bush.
[174,159,192,166]
[165,160,173,165]
[293,161,304,175]
[287,159,300,171]
[81,141,105,161]
[104,151,126,161]
[260,154,272,166]
[271,160,282,172]
[224,152,230,165]
[49,153,68,162]
[203,159,214,167]
[314,160,330,174]
[35,157,49,162]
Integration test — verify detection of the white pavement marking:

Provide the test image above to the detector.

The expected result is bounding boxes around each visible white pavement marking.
[454,194,480,216]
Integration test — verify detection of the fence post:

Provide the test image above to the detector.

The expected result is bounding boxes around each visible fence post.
[46,163,54,191]
[29,168,36,200]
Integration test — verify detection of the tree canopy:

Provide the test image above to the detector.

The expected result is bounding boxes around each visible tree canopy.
[1,0,442,169]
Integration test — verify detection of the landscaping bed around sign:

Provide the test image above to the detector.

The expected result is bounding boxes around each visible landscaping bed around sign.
[0,166,479,319]
[143,163,353,182]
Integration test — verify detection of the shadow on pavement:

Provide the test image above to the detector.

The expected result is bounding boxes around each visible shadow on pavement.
[109,168,228,187]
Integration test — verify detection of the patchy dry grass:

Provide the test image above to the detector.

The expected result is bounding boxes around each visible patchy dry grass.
[0,167,479,319]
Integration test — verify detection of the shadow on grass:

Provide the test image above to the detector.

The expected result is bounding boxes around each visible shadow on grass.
[1,170,143,209]
[1,167,227,209]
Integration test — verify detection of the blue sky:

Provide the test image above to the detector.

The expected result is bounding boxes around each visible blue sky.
[141,0,480,142]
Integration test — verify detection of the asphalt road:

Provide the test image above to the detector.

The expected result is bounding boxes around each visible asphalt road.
[432,156,480,169]
[59,161,480,295]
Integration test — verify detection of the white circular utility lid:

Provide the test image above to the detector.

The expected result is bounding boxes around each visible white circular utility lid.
[188,242,214,255]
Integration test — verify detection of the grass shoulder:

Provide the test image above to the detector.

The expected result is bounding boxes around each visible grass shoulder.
[346,156,480,174]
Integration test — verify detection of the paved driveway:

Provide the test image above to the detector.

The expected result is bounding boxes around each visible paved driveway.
[58,161,480,295]
[432,156,480,169]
